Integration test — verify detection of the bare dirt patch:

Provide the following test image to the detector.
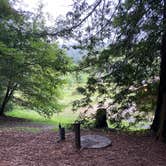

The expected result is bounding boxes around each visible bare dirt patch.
[0,126,166,166]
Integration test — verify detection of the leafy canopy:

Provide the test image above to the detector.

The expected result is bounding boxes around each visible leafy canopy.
[56,0,163,127]
[0,0,73,117]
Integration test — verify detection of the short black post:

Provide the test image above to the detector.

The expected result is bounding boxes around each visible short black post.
[74,122,81,149]
[60,127,65,140]
[59,124,65,140]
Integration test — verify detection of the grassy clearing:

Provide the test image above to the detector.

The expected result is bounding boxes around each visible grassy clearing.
[6,74,151,131]
[6,106,78,127]
[6,74,86,127]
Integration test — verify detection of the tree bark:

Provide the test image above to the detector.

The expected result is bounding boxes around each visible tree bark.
[151,0,166,140]
[0,86,11,116]
[0,83,17,116]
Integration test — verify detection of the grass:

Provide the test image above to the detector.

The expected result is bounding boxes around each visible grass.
[6,77,152,132]
[6,80,85,127]
[2,72,155,133]
[6,106,78,127]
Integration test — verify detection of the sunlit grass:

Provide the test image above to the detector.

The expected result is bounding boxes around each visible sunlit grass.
[6,106,78,127]
[6,80,85,127]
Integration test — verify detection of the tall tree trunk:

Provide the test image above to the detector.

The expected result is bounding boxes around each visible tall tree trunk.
[151,0,166,140]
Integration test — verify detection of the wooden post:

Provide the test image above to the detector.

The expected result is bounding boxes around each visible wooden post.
[59,124,65,141]
[74,122,81,149]
[60,127,65,140]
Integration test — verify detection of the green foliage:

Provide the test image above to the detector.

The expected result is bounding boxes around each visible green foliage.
[6,105,78,127]
[0,2,73,117]
[0,0,18,18]
[61,0,163,128]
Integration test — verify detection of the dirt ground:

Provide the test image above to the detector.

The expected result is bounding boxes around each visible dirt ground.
[0,117,166,166]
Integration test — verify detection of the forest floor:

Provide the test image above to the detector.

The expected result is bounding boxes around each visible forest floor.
[0,116,166,166]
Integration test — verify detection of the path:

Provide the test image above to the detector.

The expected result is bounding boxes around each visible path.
[0,116,55,132]
[0,129,166,166]
[0,116,166,166]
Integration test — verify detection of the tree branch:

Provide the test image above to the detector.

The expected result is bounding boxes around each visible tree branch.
[30,0,102,37]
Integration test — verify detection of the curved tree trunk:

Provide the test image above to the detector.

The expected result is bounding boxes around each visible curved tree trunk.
[0,86,11,116]
[0,83,17,116]
[151,0,166,140]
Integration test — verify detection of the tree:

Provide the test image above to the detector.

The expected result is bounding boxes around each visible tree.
[151,0,166,139]
[0,1,73,117]
[54,0,166,139]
